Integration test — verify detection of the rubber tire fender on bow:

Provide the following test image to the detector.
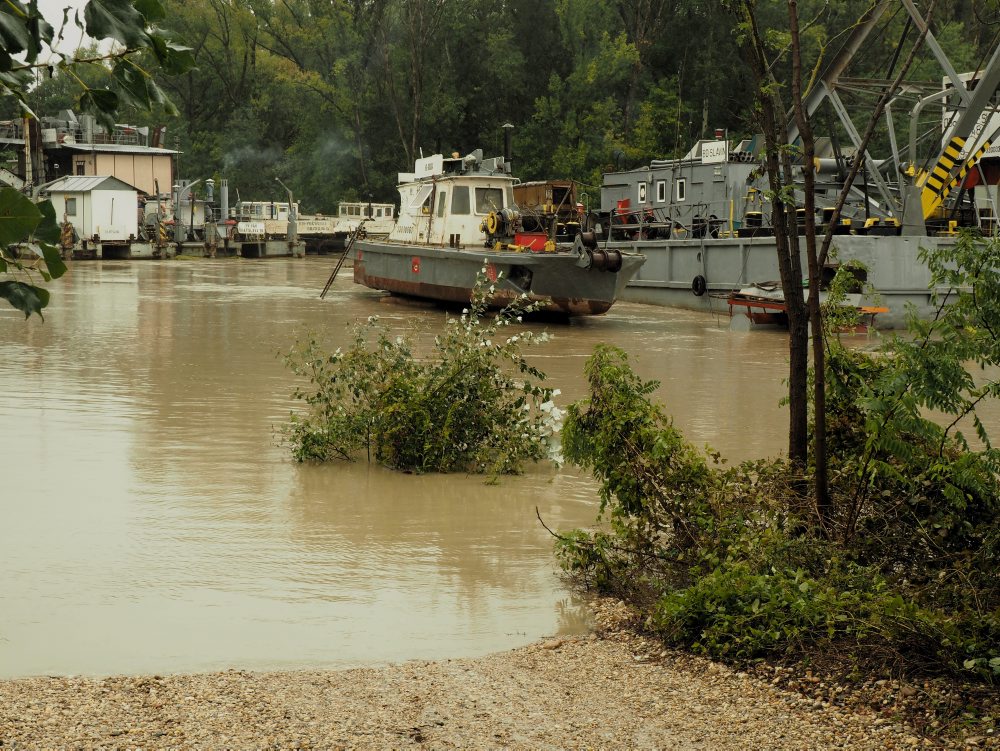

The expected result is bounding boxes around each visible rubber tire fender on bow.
[692,274,707,296]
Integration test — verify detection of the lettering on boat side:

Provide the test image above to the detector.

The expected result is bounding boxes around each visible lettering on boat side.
[701,140,728,164]
[486,263,498,282]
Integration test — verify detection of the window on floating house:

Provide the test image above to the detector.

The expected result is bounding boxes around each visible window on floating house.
[656,180,666,202]
[451,186,471,215]
[676,178,687,202]
[65,197,77,216]
[637,182,647,203]
[475,187,504,214]
[437,191,447,217]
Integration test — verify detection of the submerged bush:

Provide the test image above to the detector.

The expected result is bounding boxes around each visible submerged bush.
[282,271,562,476]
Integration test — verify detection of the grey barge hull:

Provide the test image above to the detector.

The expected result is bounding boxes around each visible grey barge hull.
[355,240,644,316]
[612,234,956,329]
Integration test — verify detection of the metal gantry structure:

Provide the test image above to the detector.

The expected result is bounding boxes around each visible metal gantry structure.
[786,0,1000,235]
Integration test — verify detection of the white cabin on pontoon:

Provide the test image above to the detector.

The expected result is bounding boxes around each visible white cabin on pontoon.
[336,200,396,236]
[43,175,140,242]
[233,200,300,222]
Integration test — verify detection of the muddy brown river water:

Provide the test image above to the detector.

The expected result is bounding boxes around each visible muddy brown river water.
[1,257,797,678]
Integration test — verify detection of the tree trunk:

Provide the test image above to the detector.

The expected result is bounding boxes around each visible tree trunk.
[788,0,830,526]
[735,0,809,466]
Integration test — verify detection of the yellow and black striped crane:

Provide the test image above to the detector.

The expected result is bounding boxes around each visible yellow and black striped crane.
[920,134,993,220]
[913,45,1000,222]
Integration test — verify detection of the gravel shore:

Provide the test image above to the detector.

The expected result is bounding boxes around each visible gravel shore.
[0,600,975,750]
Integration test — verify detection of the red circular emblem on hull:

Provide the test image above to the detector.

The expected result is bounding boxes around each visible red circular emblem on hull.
[411,257,420,273]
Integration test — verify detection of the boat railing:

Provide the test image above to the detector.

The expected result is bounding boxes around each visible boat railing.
[602,196,907,239]
[604,197,749,239]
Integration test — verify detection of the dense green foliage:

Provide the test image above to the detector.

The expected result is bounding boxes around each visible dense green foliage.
[19,0,992,213]
[282,272,561,476]
[557,234,1000,679]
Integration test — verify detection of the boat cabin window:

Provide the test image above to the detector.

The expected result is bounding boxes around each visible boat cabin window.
[637,182,647,204]
[65,197,77,216]
[475,187,503,214]
[386,207,393,218]
[676,178,687,202]
[452,185,471,215]
[656,180,666,202]
[436,191,447,217]
[409,184,434,211]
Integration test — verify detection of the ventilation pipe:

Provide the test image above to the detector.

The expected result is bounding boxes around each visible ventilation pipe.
[502,123,514,173]
[220,179,229,221]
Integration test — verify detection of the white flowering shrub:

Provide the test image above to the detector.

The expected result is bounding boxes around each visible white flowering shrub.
[282,268,562,476]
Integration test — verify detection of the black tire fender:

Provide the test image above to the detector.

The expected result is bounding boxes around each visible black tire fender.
[692,275,707,296]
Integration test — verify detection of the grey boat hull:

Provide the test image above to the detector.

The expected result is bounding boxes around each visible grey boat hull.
[612,234,959,329]
[355,240,645,316]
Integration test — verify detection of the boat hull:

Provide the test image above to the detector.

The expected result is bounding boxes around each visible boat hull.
[611,233,958,329]
[354,240,645,316]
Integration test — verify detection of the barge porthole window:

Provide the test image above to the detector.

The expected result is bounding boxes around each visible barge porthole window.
[676,179,687,202]
[656,180,666,202]
[475,187,504,214]
[638,182,647,203]
[452,186,471,215]
[437,191,447,217]
[65,197,77,216]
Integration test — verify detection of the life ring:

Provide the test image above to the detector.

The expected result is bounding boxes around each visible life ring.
[692,275,707,296]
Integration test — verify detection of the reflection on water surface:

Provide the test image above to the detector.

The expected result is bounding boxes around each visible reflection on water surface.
[0,258,792,677]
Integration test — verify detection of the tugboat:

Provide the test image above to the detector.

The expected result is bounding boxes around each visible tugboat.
[353,149,645,316]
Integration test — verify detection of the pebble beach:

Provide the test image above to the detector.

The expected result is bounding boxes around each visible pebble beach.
[0,599,961,750]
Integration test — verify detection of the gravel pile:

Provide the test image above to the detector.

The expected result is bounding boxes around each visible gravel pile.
[0,600,976,750]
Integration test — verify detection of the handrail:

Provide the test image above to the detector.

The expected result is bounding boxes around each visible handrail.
[320,219,368,299]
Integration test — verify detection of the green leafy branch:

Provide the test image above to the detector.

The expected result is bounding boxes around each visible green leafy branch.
[0,0,194,128]
[0,187,66,318]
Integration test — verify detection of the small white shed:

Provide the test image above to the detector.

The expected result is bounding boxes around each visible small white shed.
[44,175,140,242]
